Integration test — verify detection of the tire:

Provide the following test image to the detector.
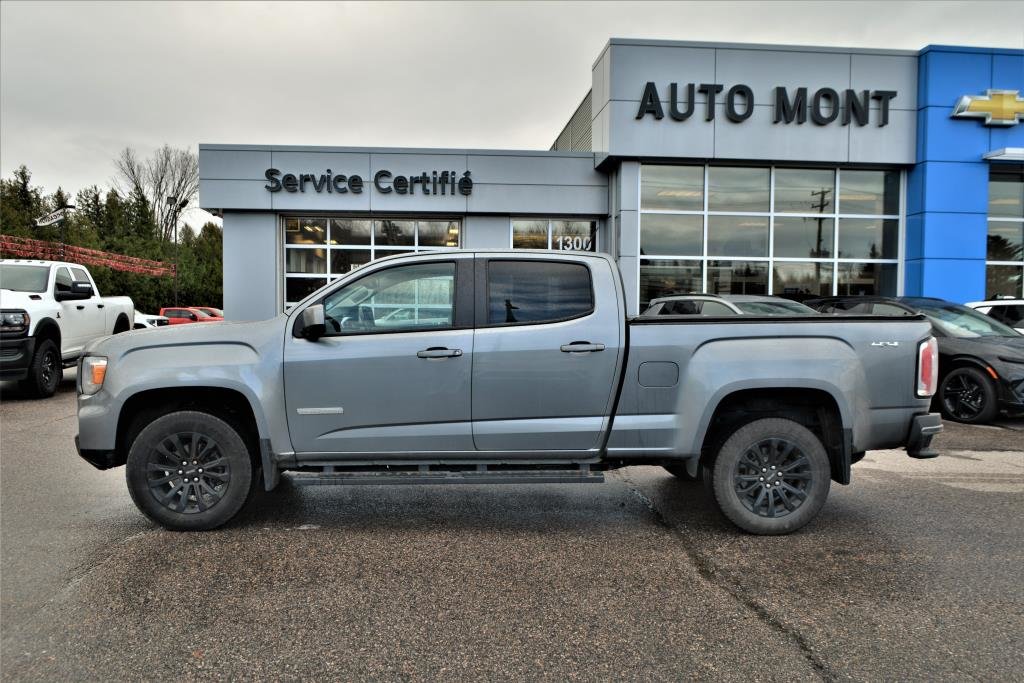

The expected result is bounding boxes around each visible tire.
[663,459,700,481]
[939,366,998,424]
[126,410,256,531]
[18,338,61,398]
[708,418,831,535]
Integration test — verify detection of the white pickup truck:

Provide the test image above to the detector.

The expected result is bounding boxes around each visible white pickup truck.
[1,260,134,397]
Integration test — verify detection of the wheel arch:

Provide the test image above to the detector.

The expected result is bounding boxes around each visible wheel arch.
[114,386,262,470]
[113,313,131,333]
[697,387,851,485]
[33,317,61,349]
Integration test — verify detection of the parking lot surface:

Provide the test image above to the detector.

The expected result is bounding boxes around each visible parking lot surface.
[1,373,1022,680]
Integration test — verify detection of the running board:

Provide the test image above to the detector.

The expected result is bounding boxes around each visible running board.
[287,464,604,487]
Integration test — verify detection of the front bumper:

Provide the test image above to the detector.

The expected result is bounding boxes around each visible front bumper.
[906,413,943,459]
[0,336,35,381]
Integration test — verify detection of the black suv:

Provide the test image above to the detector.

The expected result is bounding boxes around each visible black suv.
[807,296,1024,424]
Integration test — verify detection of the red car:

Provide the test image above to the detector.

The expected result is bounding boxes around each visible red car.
[159,307,222,324]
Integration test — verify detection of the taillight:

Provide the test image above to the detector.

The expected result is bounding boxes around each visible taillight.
[917,337,938,398]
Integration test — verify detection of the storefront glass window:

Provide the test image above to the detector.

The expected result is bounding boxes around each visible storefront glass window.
[639,260,702,308]
[707,261,768,295]
[283,217,461,309]
[708,167,770,212]
[640,165,704,211]
[838,170,899,215]
[986,165,1024,298]
[774,168,835,214]
[773,217,833,258]
[638,165,901,303]
[772,262,834,300]
[640,214,702,256]
[510,219,598,252]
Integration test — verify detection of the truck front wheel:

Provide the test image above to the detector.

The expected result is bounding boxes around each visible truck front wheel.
[708,418,830,535]
[19,338,61,398]
[125,410,256,531]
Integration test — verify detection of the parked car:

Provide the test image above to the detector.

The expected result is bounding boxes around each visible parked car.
[76,251,941,535]
[158,307,221,324]
[965,298,1024,334]
[133,312,170,329]
[193,307,224,318]
[807,296,1024,424]
[0,259,134,397]
[642,294,819,317]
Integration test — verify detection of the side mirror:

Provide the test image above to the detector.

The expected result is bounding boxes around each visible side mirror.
[55,281,94,301]
[189,313,198,321]
[301,304,326,341]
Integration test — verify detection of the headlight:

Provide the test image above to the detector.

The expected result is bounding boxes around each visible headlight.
[0,309,29,334]
[80,356,108,395]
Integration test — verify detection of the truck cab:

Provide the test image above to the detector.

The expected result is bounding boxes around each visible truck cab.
[1,260,134,397]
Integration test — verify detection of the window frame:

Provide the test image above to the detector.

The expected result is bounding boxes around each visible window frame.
[281,214,464,311]
[290,256,474,338]
[637,163,904,307]
[508,217,601,253]
[476,257,597,329]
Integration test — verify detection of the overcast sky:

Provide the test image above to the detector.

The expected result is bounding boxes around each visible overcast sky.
[2,1,1022,227]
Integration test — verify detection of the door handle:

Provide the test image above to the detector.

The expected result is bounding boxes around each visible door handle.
[417,347,463,359]
[76,305,85,310]
[560,341,605,353]
[97,303,104,309]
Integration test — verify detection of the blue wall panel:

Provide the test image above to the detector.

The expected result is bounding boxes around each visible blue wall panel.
[910,45,1023,303]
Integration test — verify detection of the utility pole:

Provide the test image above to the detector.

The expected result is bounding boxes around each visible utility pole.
[809,188,831,297]
[166,196,188,306]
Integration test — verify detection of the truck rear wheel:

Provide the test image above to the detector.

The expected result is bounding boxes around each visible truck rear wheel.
[125,410,256,531]
[708,418,830,535]
[18,338,61,398]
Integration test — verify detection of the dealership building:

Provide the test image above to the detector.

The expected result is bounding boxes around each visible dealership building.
[199,39,1024,321]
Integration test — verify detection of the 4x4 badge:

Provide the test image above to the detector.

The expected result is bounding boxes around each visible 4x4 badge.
[870,341,900,347]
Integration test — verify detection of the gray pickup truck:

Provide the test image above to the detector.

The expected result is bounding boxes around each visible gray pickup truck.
[75,251,942,534]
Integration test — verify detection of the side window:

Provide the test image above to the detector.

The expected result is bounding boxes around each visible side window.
[660,300,700,315]
[871,303,910,316]
[486,260,593,325]
[699,301,737,316]
[54,267,72,293]
[70,267,90,283]
[323,261,455,335]
[992,305,1024,326]
[844,301,875,314]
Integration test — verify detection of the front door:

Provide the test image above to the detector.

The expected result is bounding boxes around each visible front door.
[283,256,474,456]
[471,256,624,452]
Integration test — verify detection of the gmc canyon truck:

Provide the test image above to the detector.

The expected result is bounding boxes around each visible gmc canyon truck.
[1,260,134,397]
[74,251,942,534]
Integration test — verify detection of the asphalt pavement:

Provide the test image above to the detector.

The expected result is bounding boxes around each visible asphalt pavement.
[1,372,1022,681]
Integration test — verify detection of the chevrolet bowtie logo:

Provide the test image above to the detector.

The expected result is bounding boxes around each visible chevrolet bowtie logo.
[952,90,1024,126]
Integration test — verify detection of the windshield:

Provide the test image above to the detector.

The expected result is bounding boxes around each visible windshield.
[915,302,1020,338]
[0,264,49,293]
[735,301,817,316]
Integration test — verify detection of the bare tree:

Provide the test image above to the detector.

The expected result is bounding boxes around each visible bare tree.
[114,145,199,241]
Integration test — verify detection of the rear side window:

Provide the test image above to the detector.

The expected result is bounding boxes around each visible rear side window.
[487,260,593,325]
[660,300,700,315]
[990,305,1023,326]
[699,301,736,316]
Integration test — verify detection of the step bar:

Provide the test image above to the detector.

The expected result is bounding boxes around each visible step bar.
[287,463,605,487]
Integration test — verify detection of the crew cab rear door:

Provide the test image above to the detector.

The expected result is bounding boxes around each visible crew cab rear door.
[470,255,625,452]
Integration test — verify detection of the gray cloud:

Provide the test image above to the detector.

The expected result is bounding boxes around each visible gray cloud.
[2,1,1022,226]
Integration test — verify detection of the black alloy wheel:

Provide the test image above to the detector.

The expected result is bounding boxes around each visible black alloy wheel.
[708,418,831,535]
[733,438,812,518]
[38,346,58,389]
[126,410,255,530]
[939,366,998,424]
[146,431,231,514]
[19,338,61,398]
